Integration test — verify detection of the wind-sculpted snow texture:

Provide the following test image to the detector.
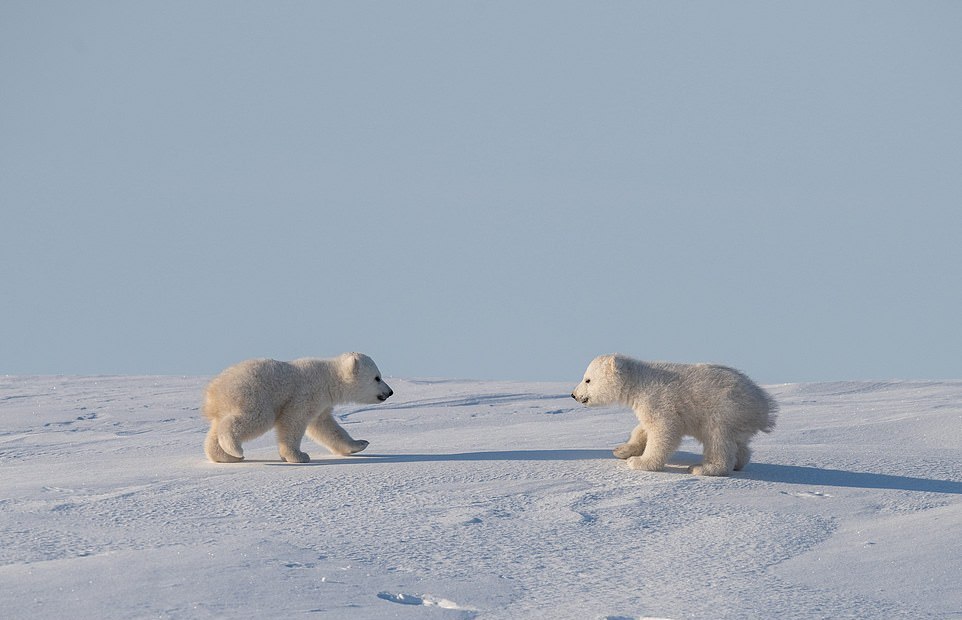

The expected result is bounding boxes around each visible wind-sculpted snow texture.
[1,376,960,619]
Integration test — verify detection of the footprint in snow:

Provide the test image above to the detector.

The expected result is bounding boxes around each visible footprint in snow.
[781,490,833,499]
[377,592,472,610]
[602,617,676,620]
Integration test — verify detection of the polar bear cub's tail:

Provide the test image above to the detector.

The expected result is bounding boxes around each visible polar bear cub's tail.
[763,392,779,433]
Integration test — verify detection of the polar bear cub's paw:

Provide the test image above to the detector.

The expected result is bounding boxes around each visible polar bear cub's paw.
[613,443,645,459]
[626,456,665,471]
[688,463,731,476]
[281,449,311,463]
[347,439,369,454]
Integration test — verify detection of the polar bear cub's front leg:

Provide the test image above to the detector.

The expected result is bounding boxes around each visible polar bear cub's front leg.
[275,413,312,463]
[306,408,370,456]
[613,423,648,459]
[625,420,683,472]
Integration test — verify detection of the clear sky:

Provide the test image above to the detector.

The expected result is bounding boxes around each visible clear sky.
[2,1,960,383]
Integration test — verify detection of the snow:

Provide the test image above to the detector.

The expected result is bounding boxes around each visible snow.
[1,375,960,619]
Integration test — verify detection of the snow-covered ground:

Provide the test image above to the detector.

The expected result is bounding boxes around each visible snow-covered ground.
[1,375,960,619]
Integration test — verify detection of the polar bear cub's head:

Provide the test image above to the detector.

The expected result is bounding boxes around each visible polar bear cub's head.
[338,352,394,404]
[571,354,624,406]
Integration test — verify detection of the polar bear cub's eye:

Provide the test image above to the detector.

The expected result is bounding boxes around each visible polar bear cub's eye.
[375,376,381,383]
[585,378,591,384]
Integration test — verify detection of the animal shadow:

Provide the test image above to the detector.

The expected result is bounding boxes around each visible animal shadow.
[261,449,613,466]
[741,462,962,495]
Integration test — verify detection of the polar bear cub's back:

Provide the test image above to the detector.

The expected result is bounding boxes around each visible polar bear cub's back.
[665,362,777,434]
[203,358,299,420]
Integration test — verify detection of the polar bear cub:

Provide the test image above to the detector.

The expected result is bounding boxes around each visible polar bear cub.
[572,354,777,476]
[203,353,393,463]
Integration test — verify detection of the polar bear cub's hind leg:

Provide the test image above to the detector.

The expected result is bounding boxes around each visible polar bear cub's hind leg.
[215,415,248,459]
[204,420,244,463]
[689,435,738,476]
[734,442,752,471]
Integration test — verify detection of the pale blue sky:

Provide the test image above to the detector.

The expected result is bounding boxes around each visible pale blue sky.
[2,1,960,383]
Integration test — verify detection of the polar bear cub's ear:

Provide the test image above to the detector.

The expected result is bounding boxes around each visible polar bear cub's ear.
[606,354,627,376]
[338,352,362,379]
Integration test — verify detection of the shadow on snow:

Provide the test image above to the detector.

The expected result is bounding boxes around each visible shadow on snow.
[254,450,962,494]
[257,449,613,466]
[739,462,962,495]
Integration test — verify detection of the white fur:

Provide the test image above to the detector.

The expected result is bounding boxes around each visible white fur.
[202,353,393,463]
[572,354,777,476]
